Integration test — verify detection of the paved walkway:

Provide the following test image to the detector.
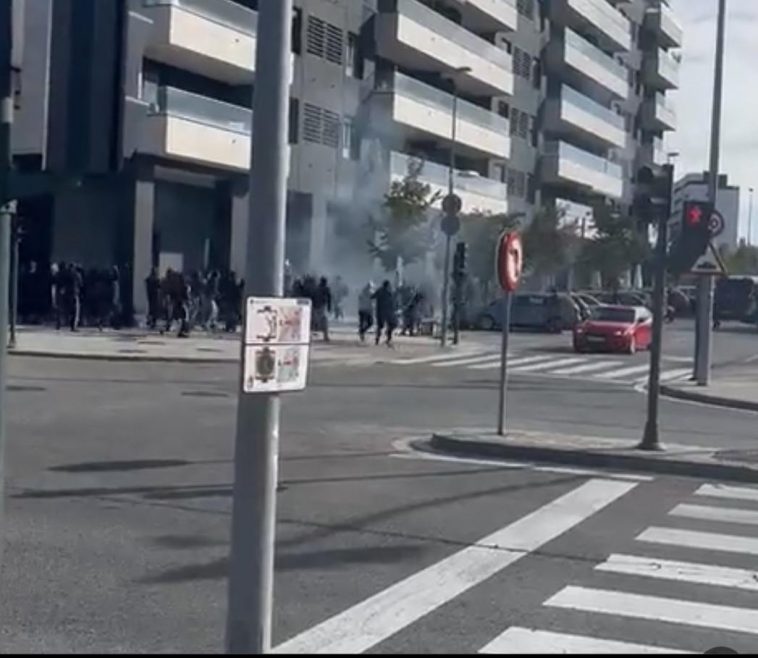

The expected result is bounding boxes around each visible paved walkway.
[662,364,758,412]
[7,323,448,364]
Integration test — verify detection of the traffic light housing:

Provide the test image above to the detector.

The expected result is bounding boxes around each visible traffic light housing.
[633,164,674,228]
[453,241,467,279]
[668,201,714,274]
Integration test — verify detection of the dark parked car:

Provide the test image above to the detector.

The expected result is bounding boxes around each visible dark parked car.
[475,293,581,333]
[714,276,758,326]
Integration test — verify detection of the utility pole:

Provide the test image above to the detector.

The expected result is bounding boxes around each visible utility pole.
[8,215,18,349]
[0,0,15,567]
[748,187,754,247]
[694,0,727,386]
[225,0,292,653]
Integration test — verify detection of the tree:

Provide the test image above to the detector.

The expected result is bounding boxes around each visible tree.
[521,205,578,282]
[367,158,441,272]
[460,210,523,299]
[580,205,651,290]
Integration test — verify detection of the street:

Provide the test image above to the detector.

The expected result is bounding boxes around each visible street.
[1,320,757,653]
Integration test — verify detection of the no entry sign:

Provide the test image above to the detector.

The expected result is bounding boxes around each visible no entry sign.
[497,232,523,292]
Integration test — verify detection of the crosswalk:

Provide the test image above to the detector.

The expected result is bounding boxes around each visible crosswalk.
[275,478,758,654]
[390,349,692,385]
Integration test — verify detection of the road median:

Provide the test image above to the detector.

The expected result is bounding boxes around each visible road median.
[430,430,758,482]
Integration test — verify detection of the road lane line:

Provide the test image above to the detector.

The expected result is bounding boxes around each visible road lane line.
[596,553,758,591]
[550,360,623,376]
[659,368,694,382]
[671,503,758,526]
[509,357,586,373]
[594,363,650,379]
[695,483,758,502]
[637,526,758,556]
[479,627,686,654]
[546,585,758,635]
[468,355,557,370]
[390,349,486,365]
[432,353,502,368]
[273,479,637,654]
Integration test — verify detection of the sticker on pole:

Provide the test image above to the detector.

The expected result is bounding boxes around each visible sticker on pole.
[243,298,312,393]
[497,232,523,292]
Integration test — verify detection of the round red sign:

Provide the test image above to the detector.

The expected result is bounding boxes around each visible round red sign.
[497,232,523,292]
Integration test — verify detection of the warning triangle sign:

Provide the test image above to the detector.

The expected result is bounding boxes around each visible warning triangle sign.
[691,243,727,275]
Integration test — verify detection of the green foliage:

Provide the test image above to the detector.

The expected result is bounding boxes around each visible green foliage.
[721,244,758,275]
[579,205,650,289]
[522,205,579,277]
[367,158,441,272]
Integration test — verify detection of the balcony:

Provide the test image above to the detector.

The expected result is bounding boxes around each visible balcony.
[375,0,514,97]
[644,4,683,48]
[643,47,680,89]
[544,85,626,149]
[641,92,676,131]
[141,87,252,171]
[541,141,623,199]
[559,0,632,52]
[390,152,508,215]
[141,0,257,84]
[547,29,629,99]
[372,72,511,160]
[450,0,518,31]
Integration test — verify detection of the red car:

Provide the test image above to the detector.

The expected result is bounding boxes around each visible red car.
[573,305,652,354]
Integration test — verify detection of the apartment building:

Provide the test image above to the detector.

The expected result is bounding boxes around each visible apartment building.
[12,0,681,314]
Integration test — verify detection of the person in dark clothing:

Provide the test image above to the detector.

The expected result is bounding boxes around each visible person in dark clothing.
[312,277,332,341]
[145,267,161,330]
[372,280,396,347]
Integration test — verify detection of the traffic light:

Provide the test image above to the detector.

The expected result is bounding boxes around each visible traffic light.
[668,200,714,274]
[633,164,674,228]
[453,241,467,279]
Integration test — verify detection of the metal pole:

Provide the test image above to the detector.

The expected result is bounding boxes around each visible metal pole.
[225,0,292,653]
[639,166,673,451]
[440,84,459,348]
[0,0,14,568]
[497,292,512,436]
[748,187,754,246]
[695,0,726,387]
[8,215,17,349]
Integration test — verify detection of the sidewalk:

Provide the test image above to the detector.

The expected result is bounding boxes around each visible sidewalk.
[7,323,452,364]
[428,429,758,483]
[661,364,758,413]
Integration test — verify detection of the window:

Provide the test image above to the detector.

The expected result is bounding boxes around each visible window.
[497,101,510,119]
[291,8,302,55]
[289,99,299,144]
[346,33,363,79]
[492,163,507,183]
[531,57,541,89]
[341,117,358,160]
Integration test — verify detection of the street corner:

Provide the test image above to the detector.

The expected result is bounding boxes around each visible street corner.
[427,429,758,484]
[661,375,758,414]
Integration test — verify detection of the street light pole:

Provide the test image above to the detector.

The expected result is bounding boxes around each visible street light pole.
[440,66,470,348]
[224,0,292,653]
[694,0,727,387]
[748,187,754,246]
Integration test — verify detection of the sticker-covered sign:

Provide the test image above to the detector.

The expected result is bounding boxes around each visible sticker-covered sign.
[243,298,312,394]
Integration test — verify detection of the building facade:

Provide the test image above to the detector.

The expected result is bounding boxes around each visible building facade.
[12,0,681,314]
[670,172,740,251]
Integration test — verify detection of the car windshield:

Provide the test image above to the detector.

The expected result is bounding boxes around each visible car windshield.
[590,307,636,323]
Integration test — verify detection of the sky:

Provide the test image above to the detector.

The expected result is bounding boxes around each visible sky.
[668,0,758,241]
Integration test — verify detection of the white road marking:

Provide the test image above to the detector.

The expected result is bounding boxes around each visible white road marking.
[596,553,758,592]
[594,363,650,379]
[695,483,758,502]
[468,355,556,371]
[478,626,686,654]
[659,368,694,382]
[510,357,586,373]
[391,349,486,365]
[637,526,758,556]
[432,353,501,368]
[273,479,637,654]
[550,360,623,376]
[546,585,758,635]
[671,503,758,526]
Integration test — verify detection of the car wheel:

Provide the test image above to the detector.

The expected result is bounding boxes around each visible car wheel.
[627,336,636,355]
[478,315,495,331]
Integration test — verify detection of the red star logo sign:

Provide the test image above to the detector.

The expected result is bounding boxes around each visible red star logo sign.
[686,205,703,226]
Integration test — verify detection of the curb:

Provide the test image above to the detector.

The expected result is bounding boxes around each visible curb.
[430,433,758,483]
[660,384,758,413]
[8,349,237,365]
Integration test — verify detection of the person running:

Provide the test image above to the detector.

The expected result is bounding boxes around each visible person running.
[312,277,332,342]
[357,281,374,342]
[372,280,396,347]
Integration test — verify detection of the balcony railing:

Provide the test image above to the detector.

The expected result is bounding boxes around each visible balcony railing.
[142,0,257,35]
[388,0,511,70]
[562,85,624,130]
[658,48,680,84]
[390,152,507,200]
[379,72,510,134]
[565,29,627,85]
[655,92,676,123]
[543,141,622,179]
[570,0,630,46]
[149,87,252,135]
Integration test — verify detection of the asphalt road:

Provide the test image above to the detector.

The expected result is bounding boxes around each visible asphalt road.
[1,336,757,653]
